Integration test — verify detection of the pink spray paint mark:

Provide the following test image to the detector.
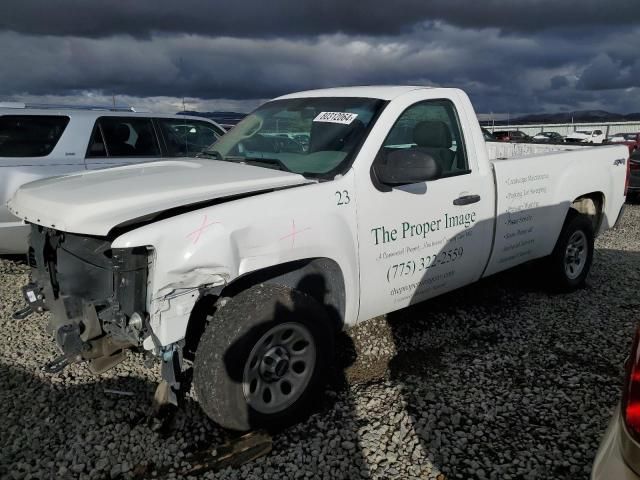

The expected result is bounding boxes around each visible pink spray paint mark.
[186,214,221,245]
[279,219,311,249]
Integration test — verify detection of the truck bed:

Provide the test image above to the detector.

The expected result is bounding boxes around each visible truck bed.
[483,144,629,277]
[486,141,587,161]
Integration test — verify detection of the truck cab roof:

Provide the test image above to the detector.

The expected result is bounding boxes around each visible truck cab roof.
[276,85,435,101]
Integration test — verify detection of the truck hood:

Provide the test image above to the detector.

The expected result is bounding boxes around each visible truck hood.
[8,159,311,236]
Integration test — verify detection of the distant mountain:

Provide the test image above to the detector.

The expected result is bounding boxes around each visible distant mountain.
[510,110,640,124]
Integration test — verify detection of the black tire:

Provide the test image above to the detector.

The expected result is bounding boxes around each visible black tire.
[547,209,594,292]
[193,283,334,431]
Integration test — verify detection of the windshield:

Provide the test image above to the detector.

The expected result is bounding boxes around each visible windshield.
[202,97,385,178]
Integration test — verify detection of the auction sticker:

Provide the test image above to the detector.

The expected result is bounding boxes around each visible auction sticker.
[313,111,358,124]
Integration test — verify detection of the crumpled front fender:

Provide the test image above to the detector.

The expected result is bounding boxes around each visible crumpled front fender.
[142,268,229,351]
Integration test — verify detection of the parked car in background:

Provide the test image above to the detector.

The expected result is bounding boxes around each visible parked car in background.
[481,127,498,141]
[565,129,605,144]
[493,130,531,142]
[607,132,640,154]
[532,131,563,143]
[253,132,306,153]
[591,323,640,479]
[293,133,310,150]
[178,111,247,130]
[608,132,639,144]
[626,149,640,201]
[0,104,225,254]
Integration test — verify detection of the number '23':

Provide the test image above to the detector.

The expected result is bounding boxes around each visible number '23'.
[335,190,351,205]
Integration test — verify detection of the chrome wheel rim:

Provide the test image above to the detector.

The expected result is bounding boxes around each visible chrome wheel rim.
[242,322,316,415]
[564,230,587,280]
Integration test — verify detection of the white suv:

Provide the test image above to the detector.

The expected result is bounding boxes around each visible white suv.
[0,104,225,254]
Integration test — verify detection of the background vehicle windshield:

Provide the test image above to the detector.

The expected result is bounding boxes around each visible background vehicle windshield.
[205,97,385,177]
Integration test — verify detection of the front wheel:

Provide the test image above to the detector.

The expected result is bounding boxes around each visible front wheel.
[547,210,594,292]
[193,284,334,431]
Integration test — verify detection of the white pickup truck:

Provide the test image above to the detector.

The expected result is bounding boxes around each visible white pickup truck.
[8,86,629,431]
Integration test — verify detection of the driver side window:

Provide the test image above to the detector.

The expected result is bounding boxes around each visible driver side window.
[380,99,469,177]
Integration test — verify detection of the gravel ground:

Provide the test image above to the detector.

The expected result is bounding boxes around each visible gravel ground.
[2,205,640,480]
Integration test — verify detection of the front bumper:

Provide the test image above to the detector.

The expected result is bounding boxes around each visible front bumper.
[591,406,640,480]
[26,225,151,373]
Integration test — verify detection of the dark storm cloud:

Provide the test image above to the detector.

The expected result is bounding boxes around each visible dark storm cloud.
[0,26,592,100]
[1,2,639,114]
[0,0,638,38]
[549,76,570,89]
[1,23,640,113]
[577,54,640,90]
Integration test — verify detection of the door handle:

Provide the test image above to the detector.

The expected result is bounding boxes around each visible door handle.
[453,194,481,206]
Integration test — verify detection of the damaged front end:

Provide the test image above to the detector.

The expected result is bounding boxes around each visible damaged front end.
[22,225,152,374]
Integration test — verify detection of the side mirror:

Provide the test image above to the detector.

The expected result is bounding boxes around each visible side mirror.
[373,149,442,186]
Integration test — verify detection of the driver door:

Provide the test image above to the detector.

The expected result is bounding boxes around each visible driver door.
[355,97,494,321]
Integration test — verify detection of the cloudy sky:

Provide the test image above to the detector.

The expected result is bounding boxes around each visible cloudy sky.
[1,0,639,115]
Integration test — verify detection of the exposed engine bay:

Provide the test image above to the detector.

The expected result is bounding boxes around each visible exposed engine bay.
[25,224,151,373]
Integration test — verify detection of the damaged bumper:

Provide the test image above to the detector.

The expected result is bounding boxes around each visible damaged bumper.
[24,225,152,373]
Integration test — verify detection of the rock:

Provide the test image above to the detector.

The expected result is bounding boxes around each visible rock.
[109,464,121,479]
[341,441,356,451]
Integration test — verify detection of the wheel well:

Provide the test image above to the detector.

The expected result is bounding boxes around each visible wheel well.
[183,258,346,358]
[571,192,604,233]
[224,258,346,328]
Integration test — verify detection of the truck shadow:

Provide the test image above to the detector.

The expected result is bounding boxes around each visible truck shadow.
[0,260,368,480]
[0,357,371,480]
[383,245,638,479]
[1,246,636,479]
[0,361,183,478]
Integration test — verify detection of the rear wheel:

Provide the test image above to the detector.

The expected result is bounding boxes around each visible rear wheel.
[193,284,334,431]
[547,209,594,292]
